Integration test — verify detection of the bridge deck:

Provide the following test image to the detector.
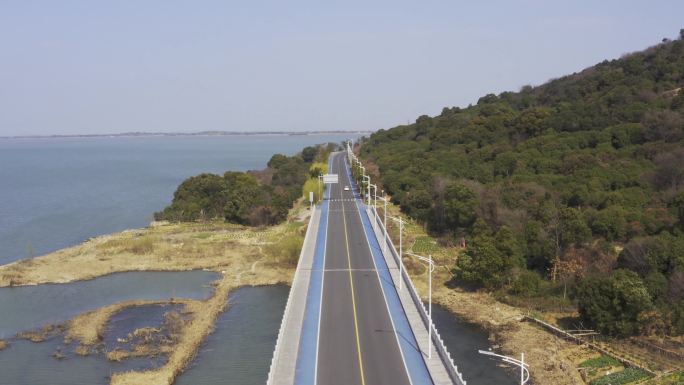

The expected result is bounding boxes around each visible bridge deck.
[268,152,462,385]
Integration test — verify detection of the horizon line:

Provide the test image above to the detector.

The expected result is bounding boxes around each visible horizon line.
[0,129,373,140]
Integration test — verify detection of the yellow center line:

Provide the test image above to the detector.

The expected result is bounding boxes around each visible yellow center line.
[339,158,367,385]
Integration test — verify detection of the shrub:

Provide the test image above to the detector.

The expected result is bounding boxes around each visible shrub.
[510,269,542,296]
[577,270,653,336]
[267,234,303,266]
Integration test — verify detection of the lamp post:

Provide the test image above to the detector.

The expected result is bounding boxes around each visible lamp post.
[378,194,388,255]
[477,350,529,385]
[388,215,404,291]
[318,174,323,203]
[362,175,370,205]
[406,251,434,360]
[360,165,366,189]
[368,183,378,231]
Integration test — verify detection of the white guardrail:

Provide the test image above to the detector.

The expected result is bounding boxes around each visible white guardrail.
[371,195,467,385]
[265,206,319,385]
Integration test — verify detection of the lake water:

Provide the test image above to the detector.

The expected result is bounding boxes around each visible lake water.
[433,304,517,385]
[0,336,150,385]
[0,134,358,264]
[175,285,289,385]
[0,270,219,338]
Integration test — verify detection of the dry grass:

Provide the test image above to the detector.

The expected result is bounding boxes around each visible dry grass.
[65,299,196,347]
[0,218,296,287]
[0,340,7,351]
[16,324,65,342]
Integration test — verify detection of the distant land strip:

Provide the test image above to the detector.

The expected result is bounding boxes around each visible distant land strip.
[0,130,372,139]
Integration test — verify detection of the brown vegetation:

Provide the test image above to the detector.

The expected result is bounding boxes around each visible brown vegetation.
[17,324,65,342]
[65,299,196,348]
[0,218,300,287]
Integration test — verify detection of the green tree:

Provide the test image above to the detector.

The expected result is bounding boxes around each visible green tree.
[456,235,507,288]
[443,183,478,230]
[155,173,227,221]
[223,172,266,225]
[577,270,653,336]
[301,146,317,163]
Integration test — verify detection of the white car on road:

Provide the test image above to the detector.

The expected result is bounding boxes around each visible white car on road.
[343,186,350,191]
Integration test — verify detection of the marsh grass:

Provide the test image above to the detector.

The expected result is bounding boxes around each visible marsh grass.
[98,234,158,255]
[265,234,304,266]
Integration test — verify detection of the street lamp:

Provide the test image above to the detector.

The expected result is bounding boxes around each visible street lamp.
[362,175,370,205]
[477,350,529,385]
[405,251,435,359]
[318,174,323,203]
[368,183,378,231]
[388,215,404,291]
[377,193,389,255]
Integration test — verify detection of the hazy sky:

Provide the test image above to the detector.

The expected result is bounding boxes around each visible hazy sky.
[1,1,682,136]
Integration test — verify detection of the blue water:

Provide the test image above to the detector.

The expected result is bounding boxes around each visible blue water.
[175,285,289,385]
[0,270,219,338]
[0,134,358,264]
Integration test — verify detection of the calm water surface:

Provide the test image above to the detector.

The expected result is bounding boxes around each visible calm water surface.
[0,134,358,264]
[0,303,187,385]
[0,336,150,385]
[0,270,218,338]
[175,285,289,385]
[433,304,517,385]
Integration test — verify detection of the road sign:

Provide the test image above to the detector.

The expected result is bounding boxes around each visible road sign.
[322,174,338,183]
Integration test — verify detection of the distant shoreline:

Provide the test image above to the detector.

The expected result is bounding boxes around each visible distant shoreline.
[0,130,371,140]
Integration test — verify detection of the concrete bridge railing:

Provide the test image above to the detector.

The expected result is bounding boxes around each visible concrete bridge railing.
[371,205,468,385]
[266,206,320,385]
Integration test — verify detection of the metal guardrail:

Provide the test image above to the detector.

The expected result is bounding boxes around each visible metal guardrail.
[266,207,319,385]
[371,207,467,385]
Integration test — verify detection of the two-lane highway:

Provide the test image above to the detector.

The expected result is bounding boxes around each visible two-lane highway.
[315,152,417,385]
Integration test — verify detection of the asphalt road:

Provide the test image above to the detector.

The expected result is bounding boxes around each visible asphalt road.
[316,152,414,385]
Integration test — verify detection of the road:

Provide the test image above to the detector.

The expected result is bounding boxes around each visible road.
[315,152,415,385]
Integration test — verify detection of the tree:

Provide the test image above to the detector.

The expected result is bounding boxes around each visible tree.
[403,189,432,223]
[493,152,517,177]
[267,154,289,169]
[577,270,653,336]
[672,192,684,229]
[301,146,317,163]
[589,206,627,241]
[223,172,266,225]
[641,110,684,143]
[443,183,478,230]
[652,148,684,191]
[456,236,507,288]
[155,173,227,221]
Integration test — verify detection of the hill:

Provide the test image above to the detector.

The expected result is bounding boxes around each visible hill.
[359,31,684,337]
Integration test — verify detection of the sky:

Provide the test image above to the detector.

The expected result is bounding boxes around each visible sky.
[1,1,682,136]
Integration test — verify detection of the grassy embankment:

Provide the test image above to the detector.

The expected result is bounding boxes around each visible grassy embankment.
[0,202,309,385]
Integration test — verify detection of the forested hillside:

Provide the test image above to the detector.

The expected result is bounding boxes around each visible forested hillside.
[359,32,684,337]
